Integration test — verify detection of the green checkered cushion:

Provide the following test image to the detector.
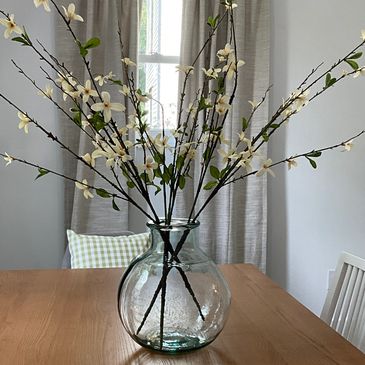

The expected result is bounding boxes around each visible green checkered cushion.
[67,230,150,269]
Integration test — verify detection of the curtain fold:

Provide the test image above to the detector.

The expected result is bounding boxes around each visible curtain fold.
[176,0,270,271]
[55,0,139,235]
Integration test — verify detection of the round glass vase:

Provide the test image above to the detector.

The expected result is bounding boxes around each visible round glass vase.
[117,219,231,353]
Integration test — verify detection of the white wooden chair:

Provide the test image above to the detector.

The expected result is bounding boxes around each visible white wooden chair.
[321,252,365,352]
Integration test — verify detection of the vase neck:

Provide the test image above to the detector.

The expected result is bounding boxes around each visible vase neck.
[147,219,199,252]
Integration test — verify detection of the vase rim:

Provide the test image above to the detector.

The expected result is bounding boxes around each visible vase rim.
[146,218,200,230]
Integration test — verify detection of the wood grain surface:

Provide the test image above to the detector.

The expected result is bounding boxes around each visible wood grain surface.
[0,264,364,364]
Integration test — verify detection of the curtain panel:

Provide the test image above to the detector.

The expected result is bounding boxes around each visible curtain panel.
[176,0,270,270]
[55,0,139,235]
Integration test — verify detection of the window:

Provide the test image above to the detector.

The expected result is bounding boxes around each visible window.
[138,0,183,130]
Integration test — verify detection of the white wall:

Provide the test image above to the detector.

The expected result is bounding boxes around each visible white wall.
[268,0,365,314]
[0,1,64,268]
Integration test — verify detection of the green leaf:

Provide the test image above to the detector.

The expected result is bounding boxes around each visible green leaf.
[203,181,218,190]
[345,59,359,70]
[35,168,49,180]
[154,168,162,178]
[140,173,150,183]
[84,37,101,50]
[207,14,219,28]
[210,165,220,179]
[306,157,317,169]
[307,151,322,158]
[154,153,164,164]
[96,188,111,198]
[154,185,161,195]
[203,147,212,162]
[325,73,336,88]
[73,110,82,127]
[79,46,88,57]
[22,27,32,45]
[269,123,280,129]
[11,36,30,46]
[242,117,248,131]
[112,198,120,211]
[198,96,212,111]
[262,133,269,142]
[127,181,135,189]
[90,112,106,131]
[110,79,123,86]
[162,171,170,184]
[216,77,225,95]
[348,51,363,60]
[176,155,185,170]
[178,175,186,189]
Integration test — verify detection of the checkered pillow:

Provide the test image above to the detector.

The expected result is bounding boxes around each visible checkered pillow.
[67,230,150,269]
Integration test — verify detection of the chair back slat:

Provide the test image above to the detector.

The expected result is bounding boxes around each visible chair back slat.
[347,276,365,340]
[343,269,364,338]
[321,252,365,353]
[331,264,353,329]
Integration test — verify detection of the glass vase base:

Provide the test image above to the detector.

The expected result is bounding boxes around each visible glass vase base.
[133,329,214,353]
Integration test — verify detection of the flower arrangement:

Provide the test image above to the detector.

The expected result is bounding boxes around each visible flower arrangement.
[0,1,364,226]
[1,0,365,352]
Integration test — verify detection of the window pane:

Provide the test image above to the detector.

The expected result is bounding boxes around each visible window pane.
[160,0,182,56]
[139,0,182,56]
[138,63,179,130]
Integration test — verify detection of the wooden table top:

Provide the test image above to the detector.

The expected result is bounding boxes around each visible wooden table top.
[0,264,364,365]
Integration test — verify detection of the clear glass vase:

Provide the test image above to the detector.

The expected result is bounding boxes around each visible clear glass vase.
[117,219,231,353]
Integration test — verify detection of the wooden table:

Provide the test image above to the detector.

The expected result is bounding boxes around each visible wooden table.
[0,264,364,364]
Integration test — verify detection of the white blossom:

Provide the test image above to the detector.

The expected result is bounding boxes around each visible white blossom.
[56,73,78,101]
[186,147,197,160]
[342,140,354,152]
[0,14,22,39]
[248,99,261,110]
[3,152,13,166]
[154,133,171,154]
[75,179,93,199]
[33,0,51,12]
[81,153,95,167]
[218,148,238,164]
[17,112,30,134]
[176,65,194,75]
[217,43,234,62]
[202,67,221,79]
[256,158,275,177]
[94,71,115,86]
[353,67,365,78]
[361,29,365,41]
[187,102,198,117]
[222,53,245,80]
[121,58,136,67]
[237,152,253,173]
[91,91,125,123]
[77,80,98,103]
[119,84,130,96]
[38,84,53,99]
[135,92,151,103]
[62,3,84,22]
[215,94,230,115]
[291,89,310,112]
[237,131,252,147]
[139,156,158,181]
[223,1,238,10]
[287,158,298,170]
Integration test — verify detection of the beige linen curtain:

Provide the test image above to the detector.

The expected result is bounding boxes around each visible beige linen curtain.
[175,0,270,271]
[55,0,139,234]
